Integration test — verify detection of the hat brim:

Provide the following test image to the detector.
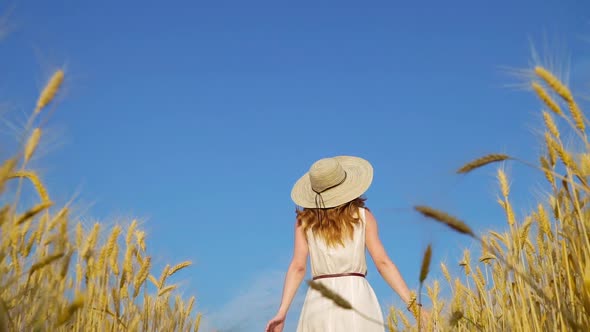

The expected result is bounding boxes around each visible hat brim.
[291,156,373,208]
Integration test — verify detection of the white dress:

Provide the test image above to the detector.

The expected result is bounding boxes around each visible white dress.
[296,207,385,332]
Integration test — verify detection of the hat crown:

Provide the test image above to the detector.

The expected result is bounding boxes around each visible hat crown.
[309,158,346,193]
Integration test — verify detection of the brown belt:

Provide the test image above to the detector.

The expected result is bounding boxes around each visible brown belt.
[312,272,366,280]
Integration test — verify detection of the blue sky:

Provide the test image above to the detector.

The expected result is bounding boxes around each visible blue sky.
[1,1,589,331]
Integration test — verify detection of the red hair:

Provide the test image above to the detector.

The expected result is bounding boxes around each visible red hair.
[296,197,367,247]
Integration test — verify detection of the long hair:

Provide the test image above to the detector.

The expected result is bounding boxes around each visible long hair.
[296,196,367,248]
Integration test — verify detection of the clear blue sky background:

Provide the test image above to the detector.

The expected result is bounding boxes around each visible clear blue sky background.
[2,1,590,331]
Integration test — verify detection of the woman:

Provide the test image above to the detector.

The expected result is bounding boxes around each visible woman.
[265,156,428,332]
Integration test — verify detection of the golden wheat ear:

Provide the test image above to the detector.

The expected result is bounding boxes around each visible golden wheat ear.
[414,205,476,238]
[8,171,50,203]
[307,280,352,310]
[457,154,511,174]
[0,158,17,194]
[532,82,563,116]
[534,66,573,102]
[535,66,587,134]
[419,245,432,284]
[35,70,64,115]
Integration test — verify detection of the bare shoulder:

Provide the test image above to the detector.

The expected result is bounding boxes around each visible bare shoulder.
[364,208,390,264]
[364,208,381,239]
[294,217,308,240]
[364,208,377,226]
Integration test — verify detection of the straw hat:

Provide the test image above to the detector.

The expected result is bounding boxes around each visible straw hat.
[291,156,373,208]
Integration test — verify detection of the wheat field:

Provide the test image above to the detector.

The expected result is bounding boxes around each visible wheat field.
[310,65,590,332]
[385,66,590,331]
[3,59,588,332]
[0,70,202,331]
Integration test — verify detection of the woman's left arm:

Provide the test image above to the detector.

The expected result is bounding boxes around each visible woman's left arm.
[266,220,308,331]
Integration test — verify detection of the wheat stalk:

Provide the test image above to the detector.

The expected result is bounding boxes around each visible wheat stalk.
[14,201,53,225]
[0,68,202,331]
[8,171,50,203]
[0,158,17,194]
[169,261,192,277]
[133,256,151,298]
[418,244,432,332]
[457,154,511,174]
[419,244,432,283]
[56,294,84,326]
[414,205,476,237]
[158,285,177,297]
[307,279,352,306]
[535,66,587,135]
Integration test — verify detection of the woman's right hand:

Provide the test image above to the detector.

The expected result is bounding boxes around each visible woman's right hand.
[417,308,432,331]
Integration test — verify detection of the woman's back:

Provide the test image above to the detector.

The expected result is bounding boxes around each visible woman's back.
[296,207,385,332]
[306,207,368,277]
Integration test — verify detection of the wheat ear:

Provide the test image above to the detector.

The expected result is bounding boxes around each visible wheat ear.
[457,154,511,174]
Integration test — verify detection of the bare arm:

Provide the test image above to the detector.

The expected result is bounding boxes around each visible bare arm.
[365,209,413,305]
[276,220,309,317]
